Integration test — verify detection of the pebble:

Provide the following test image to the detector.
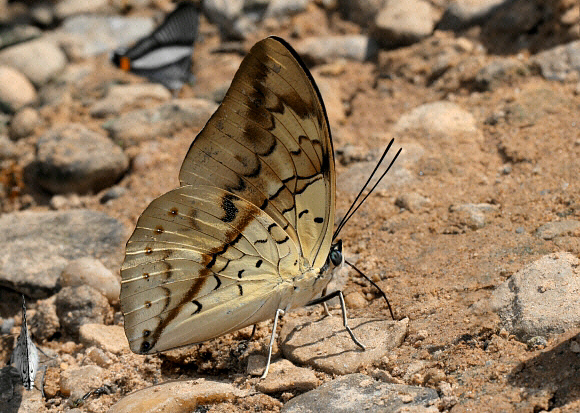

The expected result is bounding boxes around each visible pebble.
[264,0,310,18]
[372,0,437,48]
[535,220,580,240]
[532,40,580,81]
[312,75,345,127]
[249,358,319,393]
[59,365,104,397]
[53,0,109,20]
[35,123,129,194]
[449,203,499,230]
[0,135,18,160]
[281,373,439,413]
[344,291,367,309]
[79,324,128,354]
[280,317,408,375]
[0,210,124,298]
[395,192,430,213]
[89,84,172,118]
[58,15,155,59]
[527,336,548,350]
[103,98,218,144]
[336,0,384,28]
[475,58,529,91]
[100,185,127,204]
[295,35,378,65]
[60,258,120,304]
[489,252,580,341]
[0,38,67,87]
[0,25,42,49]
[0,66,36,112]
[86,347,112,367]
[438,0,508,30]
[109,378,247,413]
[56,286,111,337]
[29,296,60,341]
[9,106,40,139]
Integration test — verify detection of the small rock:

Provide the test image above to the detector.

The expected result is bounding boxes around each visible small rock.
[0,66,36,113]
[475,58,529,91]
[295,35,379,65]
[438,0,508,30]
[312,75,345,127]
[532,40,580,82]
[89,84,171,118]
[35,124,129,194]
[0,25,42,49]
[281,373,439,413]
[9,107,40,139]
[571,340,580,353]
[104,98,218,144]
[0,39,67,87]
[0,135,17,160]
[86,347,112,367]
[58,15,155,59]
[489,252,580,341]
[49,194,83,210]
[59,365,104,397]
[535,220,580,240]
[344,291,367,309]
[395,193,430,213]
[0,210,124,298]
[109,378,247,413]
[527,336,548,350]
[336,0,385,28]
[55,286,111,337]
[29,296,60,341]
[449,203,499,230]
[60,258,120,304]
[280,317,408,375]
[79,324,128,354]
[100,186,127,204]
[255,359,319,393]
[53,0,109,20]
[372,0,437,48]
[265,0,310,18]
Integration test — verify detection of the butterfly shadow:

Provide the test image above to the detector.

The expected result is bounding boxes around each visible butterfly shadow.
[0,366,24,413]
[506,330,580,409]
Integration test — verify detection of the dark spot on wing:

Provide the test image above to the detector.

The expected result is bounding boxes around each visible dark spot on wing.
[192,300,202,315]
[298,209,309,218]
[238,285,243,296]
[256,259,263,268]
[221,195,238,223]
[213,275,222,290]
[314,217,324,223]
[238,269,244,279]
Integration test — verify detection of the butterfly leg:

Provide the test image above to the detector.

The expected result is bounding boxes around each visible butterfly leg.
[261,309,284,379]
[320,287,332,317]
[306,290,366,350]
[38,365,47,398]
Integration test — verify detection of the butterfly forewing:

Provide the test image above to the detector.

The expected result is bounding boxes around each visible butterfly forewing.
[120,36,335,355]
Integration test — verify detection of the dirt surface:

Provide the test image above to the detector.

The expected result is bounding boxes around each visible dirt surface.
[1,2,580,412]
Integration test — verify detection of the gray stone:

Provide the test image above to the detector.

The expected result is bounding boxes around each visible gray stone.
[0,66,36,113]
[89,84,171,118]
[29,296,60,341]
[250,358,319,393]
[79,324,129,354]
[53,0,109,20]
[475,57,529,91]
[336,0,386,28]
[57,15,155,59]
[0,39,67,87]
[55,285,111,337]
[203,0,247,39]
[109,378,247,413]
[372,0,437,48]
[60,257,121,304]
[59,365,104,397]
[35,123,129,194]
[103,98,218,144]
[489,252,580,341]
[280,317,408,375]
[395,193,430,213]
[532,40,580,82]
[9,107,40,140]
[0,209,124,298]
[265,0,310,18]
[439,0,508,30]
[282,373,439,413]
[100,185,127,204]
[535,220,580,240]
[295,35,378,65]
[449,203,499,230]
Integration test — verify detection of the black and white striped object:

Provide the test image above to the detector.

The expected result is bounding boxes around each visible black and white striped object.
[111,2,200,91]
[10,296,39,391]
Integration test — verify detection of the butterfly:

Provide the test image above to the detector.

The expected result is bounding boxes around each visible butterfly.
[111,2,200,92]
[120,36,401,377]
[11,295,39,391]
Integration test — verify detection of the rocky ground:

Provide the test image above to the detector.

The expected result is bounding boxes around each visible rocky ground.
[0,0,579,412]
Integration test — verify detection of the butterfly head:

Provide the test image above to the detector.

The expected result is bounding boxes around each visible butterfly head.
[326,240,344,273]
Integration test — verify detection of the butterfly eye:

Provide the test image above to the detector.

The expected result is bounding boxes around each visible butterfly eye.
[330,250,342,266]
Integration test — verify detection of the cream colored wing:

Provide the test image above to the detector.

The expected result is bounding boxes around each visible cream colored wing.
[121,185,300,353]
[179,36,335,269]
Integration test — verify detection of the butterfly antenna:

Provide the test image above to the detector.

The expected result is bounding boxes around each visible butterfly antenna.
[345,259,394,320]
[333,139,402,240]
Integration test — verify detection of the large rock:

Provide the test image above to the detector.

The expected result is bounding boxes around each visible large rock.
[0,39,67,87]
[0,210,124,298]
[55,285,111,337]
[35,124,129,194]
[489,252,580,341]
